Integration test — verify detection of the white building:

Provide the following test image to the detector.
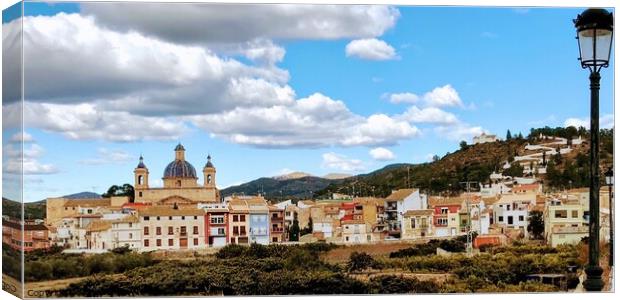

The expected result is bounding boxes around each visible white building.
[341,220,369,244]
[473,133,499,144]
[492,194,535,237]
[384,189,428,238]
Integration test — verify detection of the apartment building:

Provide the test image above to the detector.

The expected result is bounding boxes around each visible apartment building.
[140,206,206,251]
[544,198,588,247]
[201,203,229,247]
[401,209,434,239]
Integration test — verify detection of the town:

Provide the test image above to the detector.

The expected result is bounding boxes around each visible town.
[3,132,612,254]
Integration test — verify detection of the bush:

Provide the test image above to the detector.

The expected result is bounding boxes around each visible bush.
[347,252,376,272]
[368,275,440,294]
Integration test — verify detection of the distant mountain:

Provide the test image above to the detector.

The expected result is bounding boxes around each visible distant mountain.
[323,173,352,180]
[2,197,46,220]
[221,176,346,201]
[273,172,313,181]
[62,191,102,199]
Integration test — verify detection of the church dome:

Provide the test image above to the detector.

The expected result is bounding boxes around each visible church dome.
[163,160,197,179]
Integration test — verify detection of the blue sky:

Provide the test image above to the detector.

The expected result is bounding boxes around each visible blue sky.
[2,2,614,202]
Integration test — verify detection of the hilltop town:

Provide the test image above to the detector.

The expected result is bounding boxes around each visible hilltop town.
[2,128,613,254]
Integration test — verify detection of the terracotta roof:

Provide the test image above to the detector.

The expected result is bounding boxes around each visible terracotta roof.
[110,215,139,223]
[140,206,204,217]
[64,199,111,207]
[2,220,49,231]
[342,219,365,225]
[86,220,112,232]
[403,209,434,217]
[428,196,465,207]
[514,183,540,191]
[386,189,417,201]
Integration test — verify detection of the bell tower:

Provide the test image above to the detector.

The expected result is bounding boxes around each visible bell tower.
[134,155,149,200]
[203,154,216,188]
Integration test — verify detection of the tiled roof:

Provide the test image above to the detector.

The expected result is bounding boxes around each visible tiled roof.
[428,196,465,207]
[86,220,112,232]
[403,209,434,217]
[385,189,417,201]
[64,199,111,207]
[140,206,204,217]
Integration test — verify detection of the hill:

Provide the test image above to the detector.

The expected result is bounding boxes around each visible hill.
[220,176,345,201]
[2,192,103,220]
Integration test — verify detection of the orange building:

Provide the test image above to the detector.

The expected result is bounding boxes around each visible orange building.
[2,218,51,251]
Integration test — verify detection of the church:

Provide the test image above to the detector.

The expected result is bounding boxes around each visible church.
[133,143,220,205]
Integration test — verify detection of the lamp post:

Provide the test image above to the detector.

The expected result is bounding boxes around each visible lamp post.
[574,8,614,292]
[605,167,614,267]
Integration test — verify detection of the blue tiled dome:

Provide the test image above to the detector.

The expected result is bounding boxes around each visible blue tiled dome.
[163,160,197,178]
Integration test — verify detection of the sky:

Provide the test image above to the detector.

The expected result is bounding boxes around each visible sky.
[1,2,615,202]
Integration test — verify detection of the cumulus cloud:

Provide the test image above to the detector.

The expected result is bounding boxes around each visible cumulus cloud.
[190,93,419,148]
[79,148,134,165]
[2,143,59,175]
[434,123,486,142]
[398,106,459,124]
[385,84,464,108]
[564,114,614,129]
[10,131,35,143]
[369,147,396,161]
[81,3,400,44]
[322,152,365,172]
[345,38,398,60]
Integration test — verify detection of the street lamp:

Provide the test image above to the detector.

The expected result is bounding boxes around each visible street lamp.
[605,167,614,268]
[574,8,614,292]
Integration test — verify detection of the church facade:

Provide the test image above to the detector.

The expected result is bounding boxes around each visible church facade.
[133,143,220,205]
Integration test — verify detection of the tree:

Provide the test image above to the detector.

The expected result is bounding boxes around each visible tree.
[289,212,300,242]
[503,164,524,178]
[347,252,376,272]
[432,155,440,162]
[527,211,544,239]
[102,184,135,202]
[506,130,512,140]
[459,140,468,150]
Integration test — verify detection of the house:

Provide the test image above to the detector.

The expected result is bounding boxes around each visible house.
[228,198,250,245]
[269,206,285,243]
[139,206,206,251]
[492,194,535,237]
[201,203,229,247]
[473,133,498,144]
[429,197,462,237]
[384,189,428,238]
[473,234,508,248]
[247,197,270,245]
[2,218,51,252]
[401,210,434,240]
[341,220,369,244]
[544,198,588,247]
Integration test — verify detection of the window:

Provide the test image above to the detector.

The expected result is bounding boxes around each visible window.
[143,216,150,221]
[144,239,149,247]
[555,210,568,218]
[168,239,173,246]
[498,216,504,222]
[129,233,133,239]
[217,228,225,235]
[180,226,187,235]
[507,205,511,211]
[507,216,513,225]
[87,209,93,214]
[193,226,199,234]
[182,216,185,220]
[128,223,132,228]
[441,208,449,214]
[272,213,278,218]
[156,227,161,235]
[139,192,143,197]
[144,227,149,235]
[519,215,524,222]
[240,226,246,235]
[156,216,160,221]
[207,175,212,184]
[168,226,174,235]
[437,218,448,225]
[169,216,173,220]
[194,216,198,220]
[176,180,181,187]
[194,238,199,245]
[572,210,579,218]
[346,236,349,241]
[156,239,161,247]
[138,175,143,185]
[411,218,416,229]
[211,216,224,224]
[233,226,239,235]
[240,215,246,222]
[273,237,278,243]
[233,215,239,222]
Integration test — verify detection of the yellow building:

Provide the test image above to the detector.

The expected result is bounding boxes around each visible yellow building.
[544,199,588,247]
[402,209,434,240]
[133,143,220,204]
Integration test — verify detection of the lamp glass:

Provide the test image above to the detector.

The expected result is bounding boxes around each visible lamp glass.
[578,28,613,66]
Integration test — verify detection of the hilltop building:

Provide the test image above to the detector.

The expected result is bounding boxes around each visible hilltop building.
[133,143,220,204]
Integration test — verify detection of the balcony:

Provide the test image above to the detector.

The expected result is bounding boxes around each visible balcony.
[270,216,284,222]
[271,228,284,233]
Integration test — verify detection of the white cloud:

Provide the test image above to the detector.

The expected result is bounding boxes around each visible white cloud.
[435,123,486,142]
[10,131,35,143]
[369,147,396,161]
[13,102,188,142]
[345,38,398,60]
[190,93,419,148]
[2,143,59,175]
[398,106,459,124]
[82,3,400,44]
[385,92,420,104]
[79,148,134,165]
[322,152,365,172]
[564,114,614,129]
[384,84,464,108]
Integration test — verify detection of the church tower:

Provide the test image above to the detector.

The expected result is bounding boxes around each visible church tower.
[203,154,216,188]
[134,155,149,200]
